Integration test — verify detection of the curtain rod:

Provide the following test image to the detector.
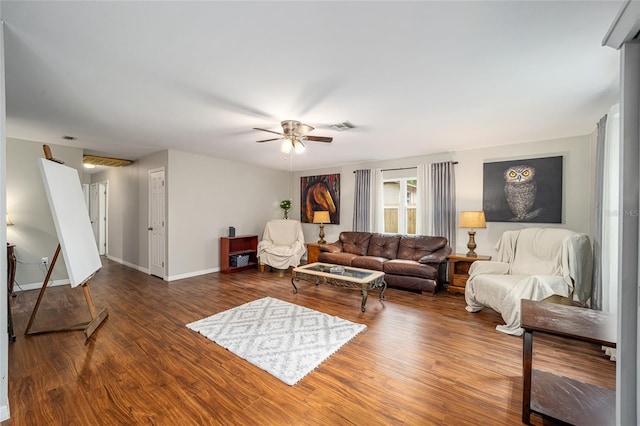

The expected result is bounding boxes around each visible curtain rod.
[353,162,458,173]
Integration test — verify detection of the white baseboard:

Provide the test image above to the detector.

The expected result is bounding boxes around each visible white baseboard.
[105,255,219,282]
[106,255,150,274]
[0,401,10,422]
[167,267,219,282]
[15,278,70,292]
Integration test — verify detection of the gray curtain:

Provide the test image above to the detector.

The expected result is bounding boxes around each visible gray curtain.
[353,169,371,232]
[591,114,607,310]
[431,162,456,251]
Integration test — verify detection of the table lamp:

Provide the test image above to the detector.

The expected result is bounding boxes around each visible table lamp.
[313,211,330,244]
[459,211,486,257]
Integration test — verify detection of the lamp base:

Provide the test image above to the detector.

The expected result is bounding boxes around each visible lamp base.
[466,230,478,257]
[318,224,326,245]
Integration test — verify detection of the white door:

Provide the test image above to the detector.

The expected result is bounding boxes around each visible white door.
[89,183,99,248]
[149,168,166,278]
[98,181,108,255]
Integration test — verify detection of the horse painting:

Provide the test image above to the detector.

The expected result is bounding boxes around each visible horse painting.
[300,174,340,224]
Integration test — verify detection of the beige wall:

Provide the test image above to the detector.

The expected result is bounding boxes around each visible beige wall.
[6,138,85,288]
[91,150,168,272]
[294,133,595,259]
[93,149,289,280]
[9,132,596,283]
[166,150,289,279]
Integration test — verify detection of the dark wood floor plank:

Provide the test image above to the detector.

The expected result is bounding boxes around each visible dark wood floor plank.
[3,258,615,425]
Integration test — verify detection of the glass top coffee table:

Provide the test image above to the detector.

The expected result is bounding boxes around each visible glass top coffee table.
[291,262,387,312]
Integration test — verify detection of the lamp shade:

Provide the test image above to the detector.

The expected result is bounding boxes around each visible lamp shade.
[459,211,486,229]
[6,213,13,226]
[313,211,330,224]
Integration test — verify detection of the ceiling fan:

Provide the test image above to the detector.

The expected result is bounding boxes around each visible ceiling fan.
[254,120,333,154]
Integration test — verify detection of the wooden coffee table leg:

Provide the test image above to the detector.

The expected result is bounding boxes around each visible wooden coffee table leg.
[360,287,369,312]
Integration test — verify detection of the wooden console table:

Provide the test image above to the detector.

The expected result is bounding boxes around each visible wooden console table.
[521,299,616,425]
[7,243,16,341]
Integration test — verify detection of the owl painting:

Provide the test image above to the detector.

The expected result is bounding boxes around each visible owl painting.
[503,165,538,221]
[484,156,562,223]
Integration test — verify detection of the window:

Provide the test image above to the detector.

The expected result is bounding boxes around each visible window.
[383,177,417,234]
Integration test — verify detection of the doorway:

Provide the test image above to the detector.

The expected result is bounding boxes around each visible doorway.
[89,181,108,255]
[149,168,166,278]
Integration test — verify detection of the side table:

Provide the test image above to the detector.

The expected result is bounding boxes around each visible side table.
[521,299,616,425]
[305,243,322,264]
[447,253,491,294]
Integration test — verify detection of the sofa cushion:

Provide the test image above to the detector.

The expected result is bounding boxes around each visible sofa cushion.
[367,234,401,259]
[385,274,437,295]
[317,251,358,266]
[383,259,438,280]
[351,256,387,271]
[339,232,372,256]
[397,235,447,261]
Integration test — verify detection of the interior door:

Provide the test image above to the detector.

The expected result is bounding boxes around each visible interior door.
[89,182,99,248]
[98,181,108,255]
[149,168,166,278]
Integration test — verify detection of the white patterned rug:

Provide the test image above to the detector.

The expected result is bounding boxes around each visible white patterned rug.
[186,297,366,385]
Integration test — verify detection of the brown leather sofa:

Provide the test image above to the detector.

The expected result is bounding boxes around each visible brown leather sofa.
[318,232,452,295]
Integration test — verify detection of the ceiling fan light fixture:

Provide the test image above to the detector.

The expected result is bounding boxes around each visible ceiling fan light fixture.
[293,139,305,153]
[281,139,293,154]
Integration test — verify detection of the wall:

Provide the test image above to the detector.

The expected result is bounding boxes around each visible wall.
[6,138,86,289]
[0,11,9,420]
[94,149,289,280]
[92,150,168,272]
[166,150,289,279]
[293,133,595,259]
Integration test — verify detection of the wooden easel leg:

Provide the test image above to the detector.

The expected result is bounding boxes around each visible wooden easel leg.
[81,283,108,339]
[82,284,98,318]
[24,244,61,335]
[24,244,108,339]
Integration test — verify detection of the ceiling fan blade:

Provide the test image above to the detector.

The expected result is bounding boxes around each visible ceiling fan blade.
[253,127,284,137]
[256,137,282,143]
[294,123,314,136]
[303,135,333,143]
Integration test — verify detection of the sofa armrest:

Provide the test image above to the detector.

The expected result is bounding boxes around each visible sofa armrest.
[320,242,343,253]
[468,261,509,276]
[418,245,452,264]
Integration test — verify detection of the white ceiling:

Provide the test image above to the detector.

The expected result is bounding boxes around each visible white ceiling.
[1,1,623,172]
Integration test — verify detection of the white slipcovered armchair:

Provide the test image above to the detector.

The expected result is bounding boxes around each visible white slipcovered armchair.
[257,219,306,273]
[465,228,593,336]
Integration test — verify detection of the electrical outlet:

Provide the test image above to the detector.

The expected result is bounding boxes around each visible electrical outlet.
[41,257,48,266]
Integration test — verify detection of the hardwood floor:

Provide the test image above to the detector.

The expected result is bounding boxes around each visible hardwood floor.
[4,258,615,425]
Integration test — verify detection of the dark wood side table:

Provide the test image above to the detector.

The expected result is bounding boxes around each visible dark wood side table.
[521,299,616,425]
[447,253,491,294]
[305,243,322,264]
[7,243,16,341]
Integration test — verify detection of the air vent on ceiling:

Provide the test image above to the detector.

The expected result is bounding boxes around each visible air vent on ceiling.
[330,121,356,131]
[83,154,133,168]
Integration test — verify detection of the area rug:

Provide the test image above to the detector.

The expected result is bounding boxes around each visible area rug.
[186,297,366,385]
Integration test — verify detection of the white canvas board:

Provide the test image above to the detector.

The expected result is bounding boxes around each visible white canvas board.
[38,158,102,287]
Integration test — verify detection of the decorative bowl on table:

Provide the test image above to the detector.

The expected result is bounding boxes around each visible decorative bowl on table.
[329,266,345,275]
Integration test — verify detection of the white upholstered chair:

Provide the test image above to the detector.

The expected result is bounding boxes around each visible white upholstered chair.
[465,228,593,336]
[257,219,306,273]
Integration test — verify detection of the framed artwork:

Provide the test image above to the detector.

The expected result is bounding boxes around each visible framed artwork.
[300,174,340,224]
[483,156,563,223]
